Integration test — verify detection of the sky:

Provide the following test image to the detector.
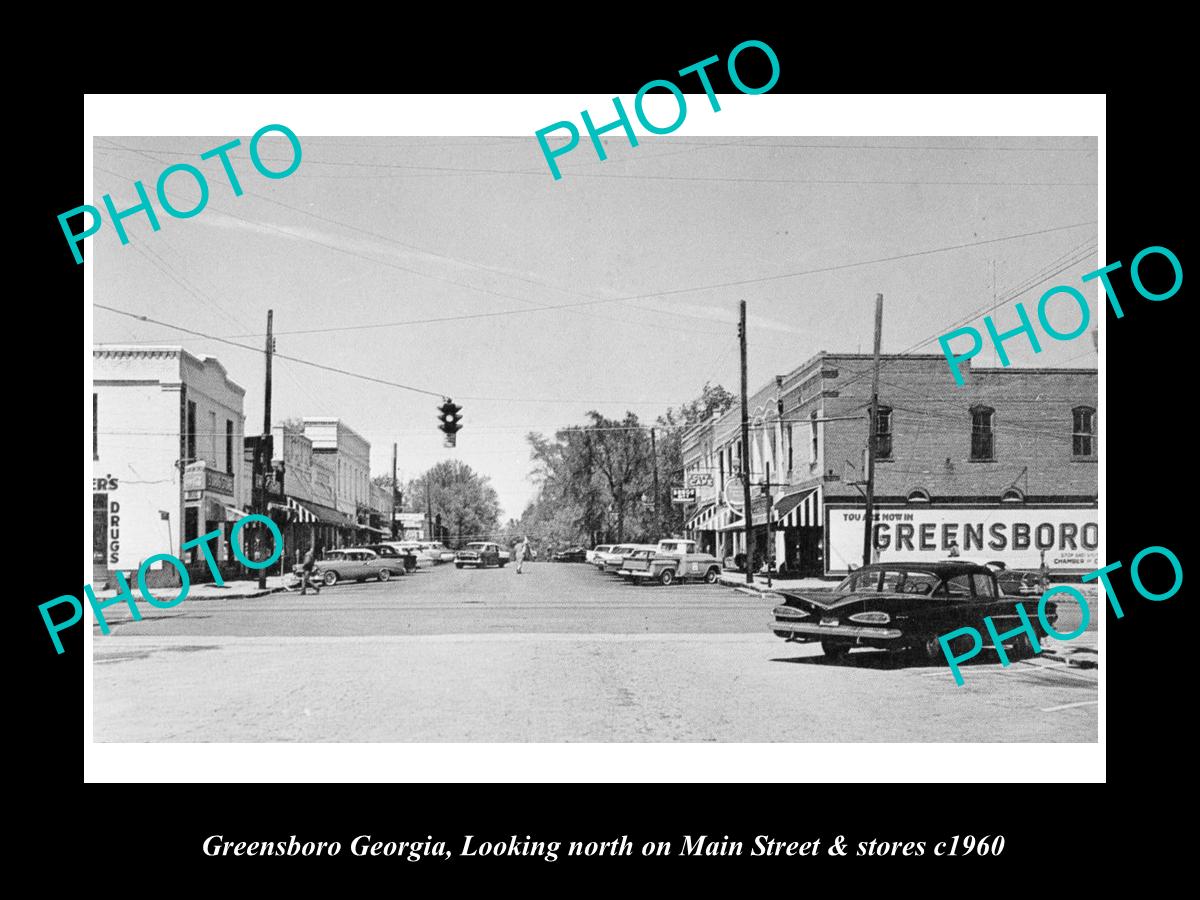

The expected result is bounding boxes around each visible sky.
[92,135,1098,520]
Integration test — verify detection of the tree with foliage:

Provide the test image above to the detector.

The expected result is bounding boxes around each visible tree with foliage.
[405,460,501,547]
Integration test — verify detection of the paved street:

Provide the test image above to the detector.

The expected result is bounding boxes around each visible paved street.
[92,562,1098,742]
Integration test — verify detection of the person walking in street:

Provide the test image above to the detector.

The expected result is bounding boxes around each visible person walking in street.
[300,543,321,595]
[515,535,530,574]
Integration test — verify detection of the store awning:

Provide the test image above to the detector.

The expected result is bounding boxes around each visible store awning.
[774,487,821,527]
[221,504,250,522]
[291,498,353,527]
[685,501,715,530]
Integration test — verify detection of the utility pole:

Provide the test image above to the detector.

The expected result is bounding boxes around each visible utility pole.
[739,300,754,584]
[763,461,773,588]
[391,443,399,539]
[862,294,883,569]
[257,309,274,589]
[425,477,433,543]
[650,426,659,537]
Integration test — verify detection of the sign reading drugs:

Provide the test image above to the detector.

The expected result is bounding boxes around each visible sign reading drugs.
[825,505,1099,574]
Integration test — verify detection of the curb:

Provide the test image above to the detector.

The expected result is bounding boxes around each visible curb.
[88,586,287,603]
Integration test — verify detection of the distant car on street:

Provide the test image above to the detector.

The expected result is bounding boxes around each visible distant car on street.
[363,543,418,573]
[456,542,505,568]
[619,539,722,585]
[552,547,588,563]
[421,541,456,564]
[319,548,399,585]
[588,545,614,566]
[770,560,1060,662]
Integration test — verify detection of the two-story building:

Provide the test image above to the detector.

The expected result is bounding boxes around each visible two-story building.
[93,346,248,587]
[682,353,1098,577]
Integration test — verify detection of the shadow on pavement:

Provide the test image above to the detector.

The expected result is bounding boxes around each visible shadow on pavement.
[770,648,996,672]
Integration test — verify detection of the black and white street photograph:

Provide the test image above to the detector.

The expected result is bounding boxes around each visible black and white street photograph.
[87,118,1100,744]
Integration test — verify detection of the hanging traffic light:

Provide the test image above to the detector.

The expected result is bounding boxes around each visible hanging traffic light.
[438,398,463,447]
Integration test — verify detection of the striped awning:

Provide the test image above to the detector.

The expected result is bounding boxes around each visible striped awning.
[685,501,715,530]
[689,502,736,532]
[775,487,821,528]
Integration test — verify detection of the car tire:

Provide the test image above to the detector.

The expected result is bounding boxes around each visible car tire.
[704,567,719,584]
[499,561,506,567]
[378,569,392,582]
[455,563,463,569]
[659,568,675,586]
[323,570,339,586]
[821,640,851,660]
[1010,633,1035,660]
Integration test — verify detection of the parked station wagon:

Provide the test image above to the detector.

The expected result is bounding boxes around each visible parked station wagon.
[770,561,1060,661]
[620,539,723,585]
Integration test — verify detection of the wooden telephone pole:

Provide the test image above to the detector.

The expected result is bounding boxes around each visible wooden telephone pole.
[391,443,399,539]
[739,301,754,584]
[861,294,883,569]
[257,309,274,589]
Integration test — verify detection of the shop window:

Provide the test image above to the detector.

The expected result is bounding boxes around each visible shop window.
[1073,406,1096,457]
[970,405,995,461]
[875,405,893,460]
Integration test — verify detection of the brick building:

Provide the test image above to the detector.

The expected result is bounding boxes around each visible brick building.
[681,353,1097,577]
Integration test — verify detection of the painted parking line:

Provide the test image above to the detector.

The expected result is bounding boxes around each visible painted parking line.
[1041,700,1100,712]
[1017,659,1099,683]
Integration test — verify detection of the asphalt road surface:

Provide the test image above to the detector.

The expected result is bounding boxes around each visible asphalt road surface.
[92,562,1098,742]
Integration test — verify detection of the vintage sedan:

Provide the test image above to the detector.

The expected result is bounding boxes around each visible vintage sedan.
[588,545,614,566]
[770,561,1060,662]
[600,544,655,574]
[319,548,399,585]
[552,547,588,563]
[455,541,505,568]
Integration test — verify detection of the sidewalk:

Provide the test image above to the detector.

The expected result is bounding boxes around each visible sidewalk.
[718,573,834,596]
[89,576,289,601]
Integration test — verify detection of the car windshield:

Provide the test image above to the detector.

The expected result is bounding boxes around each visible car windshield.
[467,543,488,549]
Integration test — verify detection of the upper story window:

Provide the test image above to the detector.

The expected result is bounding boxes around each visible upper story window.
[970,405,995,461]
[875,405,893,460]
[1001,487,1025,503]
[93,393,99,460]
[907,488,931,503]
[225,420,235,474]
[810,411,819,463]
[1073,406,1097,457]
[786,423,794,472]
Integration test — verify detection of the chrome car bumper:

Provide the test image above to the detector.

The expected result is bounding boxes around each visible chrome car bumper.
[771,621,903,640]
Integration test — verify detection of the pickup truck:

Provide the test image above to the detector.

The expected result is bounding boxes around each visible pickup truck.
[619,539,723,586]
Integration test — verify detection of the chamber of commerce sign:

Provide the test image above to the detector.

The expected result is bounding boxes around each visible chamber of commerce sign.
[826,506,1099,574]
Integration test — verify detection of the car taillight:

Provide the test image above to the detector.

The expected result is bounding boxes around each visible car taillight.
[772,606,808,619]
[849,612,891,624]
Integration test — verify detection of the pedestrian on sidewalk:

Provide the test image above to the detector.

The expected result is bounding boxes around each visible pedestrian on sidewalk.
[515,535,530,574]
[300,543,321,595]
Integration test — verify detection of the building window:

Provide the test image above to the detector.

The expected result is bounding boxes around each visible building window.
[907,488,931,503]
[1001,487,1025,503]
[786,424,794,472]
[186,401,197,461]
[970,405,995,461]
[810,411,819,462]
[875,405,893,460]
[1073,406,1097,457]
[93,393,99,460]
[226,420,234,474]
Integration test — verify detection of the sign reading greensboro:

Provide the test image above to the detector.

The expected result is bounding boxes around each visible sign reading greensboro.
[826,506,1099,574]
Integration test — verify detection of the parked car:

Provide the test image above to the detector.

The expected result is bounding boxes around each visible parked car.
[601,544,656,574]
[588,545,614,566]
[552,546,588,563]
[363,543,418,573]
[420,541,456,564]
[620,539,722,585]
[456,542,505,568]
[395,541,431,567]
[988,564,1046,600]
[770,561,1060,662]
[318,548,399,585]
